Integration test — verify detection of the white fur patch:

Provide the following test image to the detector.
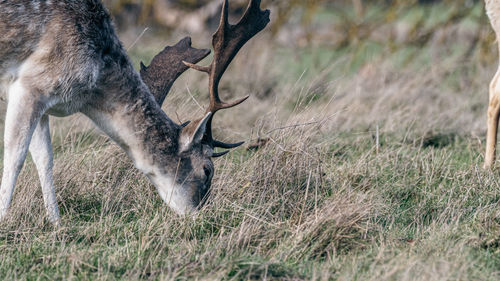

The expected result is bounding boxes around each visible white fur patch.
[148,174,194,215]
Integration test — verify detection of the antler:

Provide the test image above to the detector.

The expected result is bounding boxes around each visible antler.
[183,0,271,155]
[140,37,210,105]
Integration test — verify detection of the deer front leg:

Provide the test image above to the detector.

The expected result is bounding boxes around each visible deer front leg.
[29,115,60,225]
[485,69,500,169]
[0,80,48,221]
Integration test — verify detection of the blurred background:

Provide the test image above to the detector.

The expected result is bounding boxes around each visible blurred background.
[2,2,500,279]
[106,0,489,58]
[100,0,496,140]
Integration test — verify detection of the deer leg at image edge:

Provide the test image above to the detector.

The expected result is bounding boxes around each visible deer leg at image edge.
[0,80,49,220]
[485,70,500,169]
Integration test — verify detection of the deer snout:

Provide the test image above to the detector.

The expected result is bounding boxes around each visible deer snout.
[146,174,200,215]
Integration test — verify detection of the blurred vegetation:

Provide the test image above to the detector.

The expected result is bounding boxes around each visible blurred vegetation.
[115,0,496,86]
[1,1,500,280]
[104,0,483,30]
[104,0,490,57]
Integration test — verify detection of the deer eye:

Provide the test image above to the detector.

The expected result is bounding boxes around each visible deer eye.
[203,166,212,179]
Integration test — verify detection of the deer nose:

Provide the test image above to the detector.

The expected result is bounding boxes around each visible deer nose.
[203,165,213,183]
[196,185,212,210]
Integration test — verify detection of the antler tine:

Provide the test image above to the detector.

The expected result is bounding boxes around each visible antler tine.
[183,0,270,154]
[208,0,270,113]
[214,140,245,149]
[212,150,230,158]
[182,61,211,73]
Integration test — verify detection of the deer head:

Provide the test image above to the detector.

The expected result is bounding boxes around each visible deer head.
[139,0,270,214]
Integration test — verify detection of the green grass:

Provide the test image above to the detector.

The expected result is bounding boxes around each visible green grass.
[1,130,498,279]
[0,2,500,280]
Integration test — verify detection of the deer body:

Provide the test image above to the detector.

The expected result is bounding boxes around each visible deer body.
[0,0,269,224]
[0,0,195,222]
[485,0,500,168]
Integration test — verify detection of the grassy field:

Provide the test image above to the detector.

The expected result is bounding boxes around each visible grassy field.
[0,2,500,280]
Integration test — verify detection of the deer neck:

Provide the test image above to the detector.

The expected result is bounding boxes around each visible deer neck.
[83,79,181,175]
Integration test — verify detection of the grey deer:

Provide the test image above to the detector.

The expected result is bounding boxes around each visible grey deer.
[0,0,270,224]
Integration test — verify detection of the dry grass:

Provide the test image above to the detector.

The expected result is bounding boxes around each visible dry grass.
[1,3,500,280]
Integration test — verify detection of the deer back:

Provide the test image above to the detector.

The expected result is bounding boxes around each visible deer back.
[0,0,136,106]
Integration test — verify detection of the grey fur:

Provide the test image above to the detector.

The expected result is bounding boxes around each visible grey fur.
[0,0,213,220]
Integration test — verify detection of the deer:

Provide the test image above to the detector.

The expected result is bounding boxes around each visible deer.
[485,0,500,169]
[0,0,270,225]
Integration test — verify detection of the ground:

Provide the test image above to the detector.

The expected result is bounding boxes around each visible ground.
[0,2,499,280]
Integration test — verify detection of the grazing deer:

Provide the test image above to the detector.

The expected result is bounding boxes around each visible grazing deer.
[485,0,500,168]
[0,0,270,224]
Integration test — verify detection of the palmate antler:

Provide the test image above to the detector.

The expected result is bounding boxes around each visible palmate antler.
[140,0,270,157]
[140,37,210,105]
[184,0,271,156]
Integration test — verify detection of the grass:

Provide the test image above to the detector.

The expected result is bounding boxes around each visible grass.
[1,2,500,280]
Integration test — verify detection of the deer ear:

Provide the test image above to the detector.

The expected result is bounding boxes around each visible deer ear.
[179,112,212,153]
